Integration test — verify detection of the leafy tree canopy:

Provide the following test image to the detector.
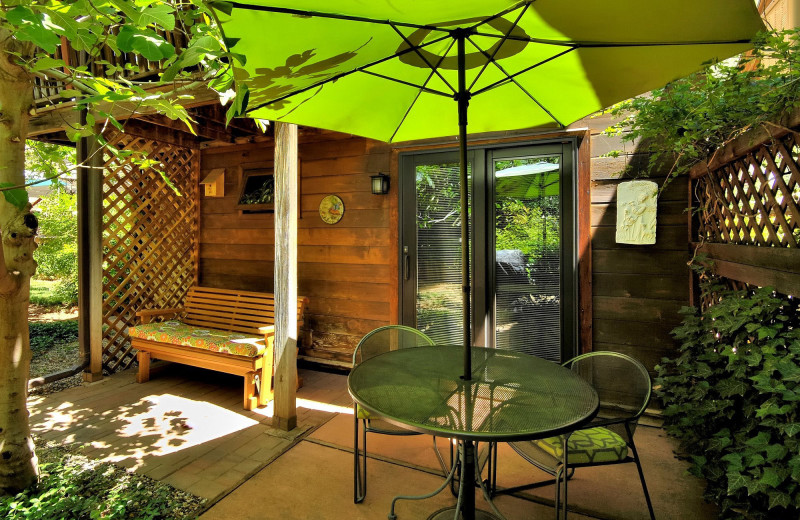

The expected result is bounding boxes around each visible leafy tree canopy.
[606,29,800,180]
[0,0,238,207]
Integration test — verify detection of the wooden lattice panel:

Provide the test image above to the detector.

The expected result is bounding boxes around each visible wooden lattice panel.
[101,132,199,373]
[698,132,800,248]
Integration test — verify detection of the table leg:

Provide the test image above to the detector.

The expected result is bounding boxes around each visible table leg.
[426,441,504,520]
[463,440,476,520]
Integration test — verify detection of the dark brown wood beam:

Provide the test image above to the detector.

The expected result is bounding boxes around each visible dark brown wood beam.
[692,241,800,296]
[28,83,221,137]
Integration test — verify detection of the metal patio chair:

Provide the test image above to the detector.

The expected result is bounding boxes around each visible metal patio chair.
[491,351,656,520]
[352,325,449,503]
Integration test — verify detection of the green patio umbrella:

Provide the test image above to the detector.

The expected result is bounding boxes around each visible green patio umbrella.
[216,0,764,381]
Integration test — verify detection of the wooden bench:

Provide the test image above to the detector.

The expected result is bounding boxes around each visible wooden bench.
[129,286,309,410]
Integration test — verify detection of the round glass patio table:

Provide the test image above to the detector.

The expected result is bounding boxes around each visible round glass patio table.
[348,345,599,520]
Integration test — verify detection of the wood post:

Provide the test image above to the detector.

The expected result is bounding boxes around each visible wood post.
[77,132,104,382]
[272,121,298,431]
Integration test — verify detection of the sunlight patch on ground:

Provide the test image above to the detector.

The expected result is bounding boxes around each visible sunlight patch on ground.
[297,398,353,415]
[33,393,260,471]
[108,394,259,468]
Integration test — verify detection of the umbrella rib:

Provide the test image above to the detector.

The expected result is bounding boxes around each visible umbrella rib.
[467,35,564,127]
[359,70,452,98]
[244,33,453,114]
[470,32,755,49]
[472,47,575,97]
[228,2,452,33]
[467,1,530,93]
[389,23,457,95]
[388,38,458,143]
[466,0,533,34]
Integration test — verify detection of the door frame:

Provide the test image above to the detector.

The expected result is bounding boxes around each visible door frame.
[398,132,591,358]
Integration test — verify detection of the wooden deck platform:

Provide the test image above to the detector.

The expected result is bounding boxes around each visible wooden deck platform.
[28,362,351,501]
[29,363,716,519]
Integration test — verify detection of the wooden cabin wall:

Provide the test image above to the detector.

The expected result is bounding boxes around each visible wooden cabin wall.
[200,134,396,365]
[586,117,690,375]
[198,122,690,371]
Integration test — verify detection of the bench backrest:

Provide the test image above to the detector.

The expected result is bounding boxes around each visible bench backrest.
[183,286,308,336]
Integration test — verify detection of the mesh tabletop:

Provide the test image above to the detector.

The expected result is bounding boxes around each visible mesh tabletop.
[348,346,599,442]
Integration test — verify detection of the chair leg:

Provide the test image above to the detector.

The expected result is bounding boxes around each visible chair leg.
[560,435,571,520]
[628,429,656,520]
[555,464,563,520]
[354,415,367,503]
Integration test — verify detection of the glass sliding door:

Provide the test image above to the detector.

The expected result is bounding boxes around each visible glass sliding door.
[401,142,576,361]
[491,151,567,360]
[400,152,474,345]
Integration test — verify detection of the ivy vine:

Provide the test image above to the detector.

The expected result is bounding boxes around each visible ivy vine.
[656,266,800,519]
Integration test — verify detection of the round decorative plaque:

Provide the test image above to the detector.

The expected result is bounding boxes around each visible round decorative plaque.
[319,194,344,224]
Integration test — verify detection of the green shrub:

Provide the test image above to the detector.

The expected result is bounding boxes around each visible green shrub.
[53,277,79,306]
[0,441,203,519]
[34,189,77,281]
[656,282,800,519]
[29,320,79,355]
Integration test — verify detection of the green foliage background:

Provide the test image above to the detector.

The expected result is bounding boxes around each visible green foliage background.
[32,188,78,305]
[656,275,800,519]
[607,29,800,180]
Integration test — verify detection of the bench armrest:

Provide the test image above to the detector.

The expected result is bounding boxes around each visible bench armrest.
[258,325,275,337]
[136,308,184,324]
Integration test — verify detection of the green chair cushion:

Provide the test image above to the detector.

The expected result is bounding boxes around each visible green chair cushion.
[535,426,628,465]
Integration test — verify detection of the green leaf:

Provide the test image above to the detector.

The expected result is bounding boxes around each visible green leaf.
[761,467,785,488]
[708,434,733,452]
[782,423,800,437]
[0,183,28,210]
[758,326,779,340]
[6,6,62,53]
[133,4,176,31]
[746,431,772,450]
[768,489,792,510]
[717,378,749,398]
[31,57,66,72]
[727,472,749,494]
[116,26,175,61]
[765,444,789,462]
[209,1,234,16]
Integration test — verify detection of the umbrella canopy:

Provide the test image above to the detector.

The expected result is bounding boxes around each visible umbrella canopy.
[217,0,764,380]
[220,0,763,142]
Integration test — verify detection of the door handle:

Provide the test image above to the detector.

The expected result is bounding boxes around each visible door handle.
[403,246,410,281]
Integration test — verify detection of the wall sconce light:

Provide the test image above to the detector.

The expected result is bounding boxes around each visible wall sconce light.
[371,172,390,195]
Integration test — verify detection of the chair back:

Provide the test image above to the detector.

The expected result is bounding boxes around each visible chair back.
[564,351,652,440]
[353,325,434,366]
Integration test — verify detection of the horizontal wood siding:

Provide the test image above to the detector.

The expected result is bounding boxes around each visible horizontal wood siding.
[590,159,689,376]
[200,134,396,364]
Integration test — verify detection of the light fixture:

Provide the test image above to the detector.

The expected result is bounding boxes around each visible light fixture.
[370,172,390,195]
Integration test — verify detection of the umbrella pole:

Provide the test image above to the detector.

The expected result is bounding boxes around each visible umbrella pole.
[456,30,472,383]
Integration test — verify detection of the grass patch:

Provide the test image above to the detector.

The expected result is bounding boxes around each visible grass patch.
[0,439,205,519]
[30,279,67,306]
[29,320,79,379]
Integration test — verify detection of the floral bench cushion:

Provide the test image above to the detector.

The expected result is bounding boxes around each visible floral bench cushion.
[128,321,266,357]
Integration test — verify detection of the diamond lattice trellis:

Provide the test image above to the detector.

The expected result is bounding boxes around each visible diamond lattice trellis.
[101,132,199,373]
[698,132,800,248]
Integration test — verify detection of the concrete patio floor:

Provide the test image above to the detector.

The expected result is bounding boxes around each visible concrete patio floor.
[29,363,717,519]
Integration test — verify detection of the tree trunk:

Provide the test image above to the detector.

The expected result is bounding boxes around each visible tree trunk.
[0,31,39,495]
